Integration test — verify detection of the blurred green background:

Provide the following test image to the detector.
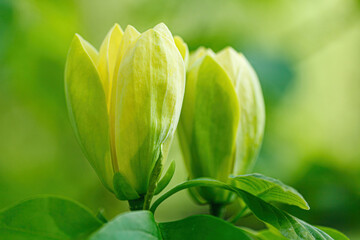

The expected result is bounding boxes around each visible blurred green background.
[1,0,359,238]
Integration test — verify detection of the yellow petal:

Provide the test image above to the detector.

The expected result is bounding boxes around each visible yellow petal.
[153,22,174,43]
[97,24,123,107]
[174,35,189,68]
[109,25,141,170]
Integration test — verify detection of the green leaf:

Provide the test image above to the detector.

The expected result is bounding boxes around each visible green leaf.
[237,227,262,240]
[232,173,309,210]
[239,191,335,240]
[255,229,288,240]
[154,160,176,195]
[89,211,161,240]
[317,226,349,240]
[150,178,344,240]
[65,34,113,191]
[236,227,290,240]
[0,196,102,240]
[159,215,253,240]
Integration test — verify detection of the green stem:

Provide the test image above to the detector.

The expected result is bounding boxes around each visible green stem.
[128,196,145,211]
[209,203,226,218]
[150,178,237,213]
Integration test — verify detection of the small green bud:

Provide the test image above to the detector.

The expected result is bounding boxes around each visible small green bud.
[65,23,185,200]
[178,47,265,204]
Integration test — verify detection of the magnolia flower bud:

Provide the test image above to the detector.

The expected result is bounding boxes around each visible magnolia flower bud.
[178,47,265,204]
[65,23,186,201]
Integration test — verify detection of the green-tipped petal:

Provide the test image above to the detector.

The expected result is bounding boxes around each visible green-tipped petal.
[65,34,113,191]
[115,29,185,195]
[97,24,123,105]
[216,47,265,174]
[179,54,240,203]
[79,34,99,64]
[174,36,189,68]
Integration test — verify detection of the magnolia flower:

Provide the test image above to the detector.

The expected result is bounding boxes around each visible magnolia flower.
[178,47,265,204]
[65,23,187,201]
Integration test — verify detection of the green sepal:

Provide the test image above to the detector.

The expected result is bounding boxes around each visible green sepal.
[144,149,163,209]
[96,209,108,223]
[113,172,140,200]
[154,160,176,195]
[187,180,208,205]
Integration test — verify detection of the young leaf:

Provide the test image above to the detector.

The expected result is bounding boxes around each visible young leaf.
[232,173,309,210]
[0,196,102,240]
[238,190,337,240]
[237,227,288,240]
[259,230,287,240]
[316,226,350,240]
[159,215,253,240]
[89,211,161,240]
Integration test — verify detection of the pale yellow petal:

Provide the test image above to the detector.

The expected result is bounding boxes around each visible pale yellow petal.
[174,35,189,68]
[153,22,174,43]
[188,47,207,69]
[216,47,265,174]
[109,25,141,170]
[97,24,123,106]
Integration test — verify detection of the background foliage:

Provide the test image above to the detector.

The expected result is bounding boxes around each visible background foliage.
[0,0,359,238]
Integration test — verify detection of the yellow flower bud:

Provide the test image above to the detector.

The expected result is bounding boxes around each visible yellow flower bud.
[65,23,186,200]
[178,47,265,204]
